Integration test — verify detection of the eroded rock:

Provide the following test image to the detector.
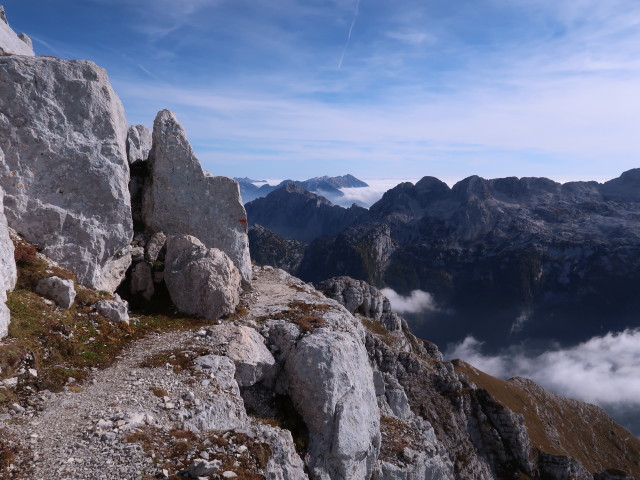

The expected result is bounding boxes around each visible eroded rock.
[142,110,251,285]
[204,324,276,387]
[273,325,381,480]
[35,276,76,309]
[96,297,130,324]
[0,56,132,292]
[126,125,152,165]
[164,235,241,319]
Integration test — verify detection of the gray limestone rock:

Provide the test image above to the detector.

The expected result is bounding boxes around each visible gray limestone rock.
[317,276,387,320]
[0,56,133,292]
[187,355,247,431]
[96,297,130,324]
[0,189,16,339]
[251,423,308,480]
[126,125,152,164]
[144,231,166,263]
[204,324,276,387]
[142,110,251,286]
[35,276,76,309]
[130,262,154,301]
[281,328,381,480]
[0,7,35,57]
[164,235,241,319]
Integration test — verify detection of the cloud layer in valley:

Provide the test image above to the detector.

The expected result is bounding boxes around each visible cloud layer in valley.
[447,329,640,407]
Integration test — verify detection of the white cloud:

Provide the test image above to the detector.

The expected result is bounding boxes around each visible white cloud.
[335,178,418,207]
[381,288,438,314]
[447,329,640,406]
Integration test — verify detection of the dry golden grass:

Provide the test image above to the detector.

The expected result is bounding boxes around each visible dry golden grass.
[454,360,640,477]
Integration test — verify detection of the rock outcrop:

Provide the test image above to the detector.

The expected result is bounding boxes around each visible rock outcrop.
[0,55,132,292]
[317,276,404,331]
[164,235,241,319]
[0,188,16,338]
[0,6,34,57]
[126,125,152,165]
[142,110,251,286]
[202,324,276,387]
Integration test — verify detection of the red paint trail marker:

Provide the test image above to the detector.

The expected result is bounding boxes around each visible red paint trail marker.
[238,219,248,224]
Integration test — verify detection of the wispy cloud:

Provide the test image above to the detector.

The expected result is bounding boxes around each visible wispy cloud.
[338,0,361,69]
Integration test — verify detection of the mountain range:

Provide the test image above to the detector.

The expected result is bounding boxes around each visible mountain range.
[235,174,368,204]
[247,170,640,352]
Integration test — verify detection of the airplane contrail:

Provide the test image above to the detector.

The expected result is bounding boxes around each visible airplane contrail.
[338,0,361,69]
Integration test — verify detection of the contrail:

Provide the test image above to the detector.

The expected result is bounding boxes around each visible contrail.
[338,0,361,69]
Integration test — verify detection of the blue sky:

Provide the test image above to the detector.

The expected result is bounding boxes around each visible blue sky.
[6,0,640,183]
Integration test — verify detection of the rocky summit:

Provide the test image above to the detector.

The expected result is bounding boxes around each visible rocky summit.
[1,6,639,480]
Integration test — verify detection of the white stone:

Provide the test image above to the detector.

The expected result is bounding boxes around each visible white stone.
[142,110,251,286]
[205,324,276,387]
[0,188,16,339]
[0,56,132,292]
[164,235,241,319]
[96,298,130,324]
[126,125,152,164]
[35,276,76,309]
[282,328,381,480]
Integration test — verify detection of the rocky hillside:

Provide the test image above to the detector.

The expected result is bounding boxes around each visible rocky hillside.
[1,7,639,480]
[248,172,640,350]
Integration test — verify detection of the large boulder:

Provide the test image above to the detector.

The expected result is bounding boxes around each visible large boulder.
[142,110,251,286]
[164,235,241,319]
[0,56,133,292]
[0,188,16,338]
[0,6,34,57]
[284,329,381,479]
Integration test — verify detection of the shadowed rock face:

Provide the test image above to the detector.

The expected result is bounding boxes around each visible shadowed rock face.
[245,183,368,242]
[0,56,132,292]
[142,110,251,286]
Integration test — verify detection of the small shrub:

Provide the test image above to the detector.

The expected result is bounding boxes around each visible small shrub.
[13,242,38,265]
[149,386,168,398]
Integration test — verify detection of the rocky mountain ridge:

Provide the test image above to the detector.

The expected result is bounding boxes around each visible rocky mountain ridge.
[248,170,640,350]
[1,7,639,480]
